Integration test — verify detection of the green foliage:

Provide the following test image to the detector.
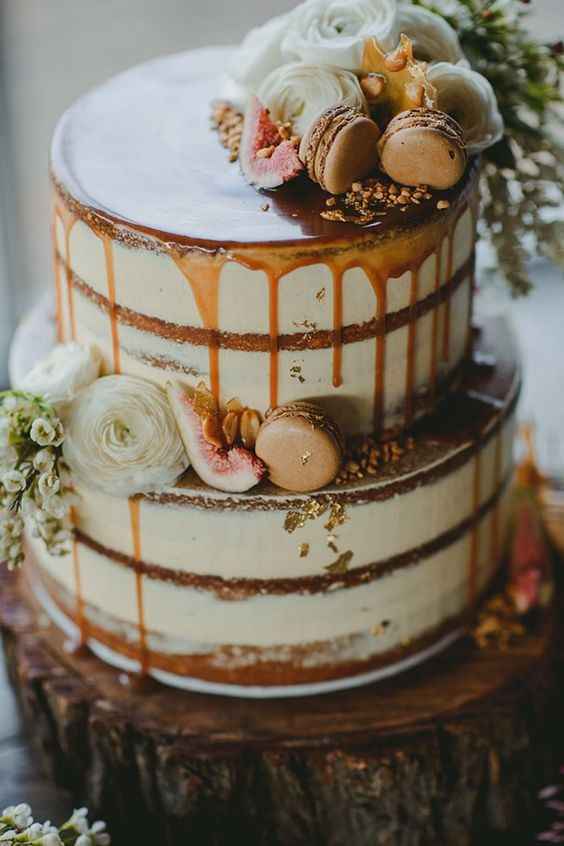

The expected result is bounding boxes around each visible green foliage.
[414,0,564,294]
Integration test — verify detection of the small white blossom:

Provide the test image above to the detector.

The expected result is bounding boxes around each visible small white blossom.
[33,450,56,474]
[38,834,63,846]
[37,473,60,500]
[0,804,33,832]
[2,470,27,494]
[41,496,67,521]
[0,417,10,446]
[30,419,56,448]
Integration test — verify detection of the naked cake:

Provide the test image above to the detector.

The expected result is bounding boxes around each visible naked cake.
[3,0,519,696]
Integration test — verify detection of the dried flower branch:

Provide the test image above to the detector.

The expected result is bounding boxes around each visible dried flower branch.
[414,0,564,294]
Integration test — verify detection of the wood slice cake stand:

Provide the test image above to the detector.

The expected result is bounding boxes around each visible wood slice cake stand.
[1,567,563,846]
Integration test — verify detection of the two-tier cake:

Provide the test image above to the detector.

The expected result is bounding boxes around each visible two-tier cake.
[3,0,518,697]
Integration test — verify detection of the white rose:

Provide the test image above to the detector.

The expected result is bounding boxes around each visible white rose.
[396,4,465,64]
[283,0,399,70]
[20,342,102,407]
[428,62,504,154]
[30,417,57,447]
[229,12,292,93]
[257,63,368,137]
[63,375,189,497]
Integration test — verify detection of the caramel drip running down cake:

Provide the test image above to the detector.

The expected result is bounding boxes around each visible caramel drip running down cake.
[5,1,515,697]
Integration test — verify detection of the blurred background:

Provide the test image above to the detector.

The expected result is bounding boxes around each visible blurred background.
[0,0,562,462]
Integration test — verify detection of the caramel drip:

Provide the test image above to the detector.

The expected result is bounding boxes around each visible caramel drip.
[54,205,78,340]
[51,206,65,343]
[128,498,149,675]
[430,246,442,399]
[363,268,387,432]
[331,266,344,389]
[490,431,504,563]
[172,253,227,399]
[102,236,121,374]
[267,271,280,407]
[468,452,481,604]
[69,506,86,646]
[404,268,419,427]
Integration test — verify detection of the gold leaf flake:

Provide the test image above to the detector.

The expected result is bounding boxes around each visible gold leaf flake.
[301,451,312,466]
[315,288,326,302]
[325,550,353,575]
[283,498,328,533]
[324,502,347,532]
[299,543,310,558]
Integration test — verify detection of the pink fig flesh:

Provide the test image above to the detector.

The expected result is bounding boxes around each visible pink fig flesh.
[166,381,266,493]
[240,96,303,190]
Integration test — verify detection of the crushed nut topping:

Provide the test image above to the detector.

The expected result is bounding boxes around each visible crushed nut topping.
[321,178,436,225]
[211,101,244,163]
[335,434,416,485]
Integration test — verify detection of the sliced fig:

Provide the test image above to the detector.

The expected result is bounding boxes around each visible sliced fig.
[240,96,303,190]
[166,381,266,493]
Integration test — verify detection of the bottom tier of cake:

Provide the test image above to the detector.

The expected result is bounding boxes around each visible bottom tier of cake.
[20,318,520,697]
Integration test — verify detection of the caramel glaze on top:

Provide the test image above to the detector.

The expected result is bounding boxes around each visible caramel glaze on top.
[49,47,479,253]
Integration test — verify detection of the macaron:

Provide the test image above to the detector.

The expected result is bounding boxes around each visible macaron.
[255,402,344,493]
[299,106,381,196]
[378,108,467,190]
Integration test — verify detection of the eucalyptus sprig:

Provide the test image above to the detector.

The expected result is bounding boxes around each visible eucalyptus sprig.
[0,805,109,846]
[414,0,564,294]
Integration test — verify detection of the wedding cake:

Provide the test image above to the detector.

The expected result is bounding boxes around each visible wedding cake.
[3,0,519,697]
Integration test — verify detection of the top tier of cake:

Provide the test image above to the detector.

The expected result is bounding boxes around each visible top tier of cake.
[51,47,478,437]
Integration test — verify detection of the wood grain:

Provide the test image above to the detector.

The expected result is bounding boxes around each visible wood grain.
[1,567,564,845]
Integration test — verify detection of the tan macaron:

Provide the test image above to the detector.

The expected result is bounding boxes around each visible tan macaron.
[299,106,381,196]
[255,402,344,493]
[378,108,467,190]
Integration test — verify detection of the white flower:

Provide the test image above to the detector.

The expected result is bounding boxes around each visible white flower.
[396,4,465,64]
[37,472,60,500]
[39,834,63,846]
[417,0,472,28]
[2,470,27,494]
[0,417,9,446]
[19,343,102,408]
[229,12,292,93]
[33,449,56,474]
[428,62,504,154]
[1,804,33,831]
[30,418,56,447]
[75,821,110,846]
[41,495,67,520]
[283,0,400,70]
[257,63,368,136]
[63,376,189,497]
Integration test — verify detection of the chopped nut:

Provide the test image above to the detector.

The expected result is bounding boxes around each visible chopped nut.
[202,413,225,449]
[240,408,261,449]
[256,145,276,159]
[222,411,240,447]
[437,199,450,210]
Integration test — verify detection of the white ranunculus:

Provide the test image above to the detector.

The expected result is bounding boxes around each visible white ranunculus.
[282,0,399,70]
[19,342,102,407]
[428,62,504,154]
[63,375,189,497]
[229,12,292,91]
[396,4,465,64]
[257,62,368,137]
